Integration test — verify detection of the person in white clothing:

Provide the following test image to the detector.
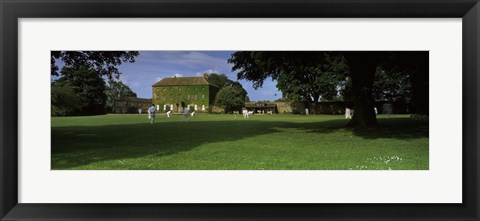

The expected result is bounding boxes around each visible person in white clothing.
[183,107,190,122]
[345,108,351,119]
[242,108,249,119]
[147,104,156,124]
[166,110,172,118]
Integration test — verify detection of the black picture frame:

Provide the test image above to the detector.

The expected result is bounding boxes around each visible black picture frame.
[1,0,479,220]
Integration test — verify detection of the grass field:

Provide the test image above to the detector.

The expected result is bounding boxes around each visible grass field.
[51,114,428,170]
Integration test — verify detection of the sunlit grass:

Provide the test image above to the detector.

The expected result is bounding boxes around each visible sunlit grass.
[51,114,428,170]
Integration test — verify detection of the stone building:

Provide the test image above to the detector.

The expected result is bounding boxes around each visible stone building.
[114,97,152,114]
[245,102,278,114]
[152,75,219,113]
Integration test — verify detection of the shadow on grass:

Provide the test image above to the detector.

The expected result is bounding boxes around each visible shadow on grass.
[296,118,428,140]
[51,117,428,169]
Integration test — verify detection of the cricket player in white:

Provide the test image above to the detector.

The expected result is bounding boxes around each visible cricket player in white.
[148,104,156,124]
[183,107,190,122]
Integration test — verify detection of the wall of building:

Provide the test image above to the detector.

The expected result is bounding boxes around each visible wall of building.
[114,99,152,114]
[276,101,412,114]
[152,85,216,113]
[276,102,305,114]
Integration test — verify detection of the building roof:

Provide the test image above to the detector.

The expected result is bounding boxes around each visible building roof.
[152,76,218,87]
[117,97,152,103]
[245,102,277,108]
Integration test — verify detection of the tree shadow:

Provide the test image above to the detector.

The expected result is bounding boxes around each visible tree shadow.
[294,117,428,140]
[352,118,428,139]
[51,117,428,169]
[52,120,284,169]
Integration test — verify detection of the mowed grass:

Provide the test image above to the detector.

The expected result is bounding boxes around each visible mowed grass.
[51,114,428,170]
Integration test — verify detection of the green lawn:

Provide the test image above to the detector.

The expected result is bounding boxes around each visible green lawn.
[51,114,428,170]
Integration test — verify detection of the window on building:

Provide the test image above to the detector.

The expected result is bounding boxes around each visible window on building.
[202,95,205,100]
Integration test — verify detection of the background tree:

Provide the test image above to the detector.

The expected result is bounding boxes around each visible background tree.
[105,79,137,113]
[227,81,248,101]
[208,73,249,105]
[51,82,84,116]
[381,52,429,115]
[207,73,229,89]
[53,65,107,115]
[51,51,139,116]
[372,67,412,103]
[215,86,246,113]
[338,76,353,103]
[51,51,139,79]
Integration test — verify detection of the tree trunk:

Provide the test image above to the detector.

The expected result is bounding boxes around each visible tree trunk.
[411,52,429,115]
[345,52,381,128]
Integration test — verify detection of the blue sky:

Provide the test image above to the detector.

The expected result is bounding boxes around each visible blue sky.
[116,51,281,101]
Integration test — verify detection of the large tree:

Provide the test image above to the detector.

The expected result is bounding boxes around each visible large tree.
[343,52,385,127]
[229,52,348,114]
[208,73,249,105]
[51,82,84,116]
[231,51,428,128]
[229,51,383,127]
[276,53,348,112]
[207,73,230,89]
[54,65,107,115]
[215,86,247,113]
[51,51,139,79]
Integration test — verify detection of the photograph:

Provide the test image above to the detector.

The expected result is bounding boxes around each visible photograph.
[3,0,478,219]
[51,51,429,170]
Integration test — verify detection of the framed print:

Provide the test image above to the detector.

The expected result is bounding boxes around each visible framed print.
[1,0,479,220]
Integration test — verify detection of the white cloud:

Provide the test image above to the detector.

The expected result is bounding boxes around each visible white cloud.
[173,73,183,77]
[196,69,221,76]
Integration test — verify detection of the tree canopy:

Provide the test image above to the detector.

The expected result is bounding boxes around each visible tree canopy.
[207,73,230,89]
[229,51,348,113]
[208,73,249,112]
[51,51,139,116]
[215,86,247,113]
[51,82,84,116]
[52,65,107,116]
[51,51,139,79]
